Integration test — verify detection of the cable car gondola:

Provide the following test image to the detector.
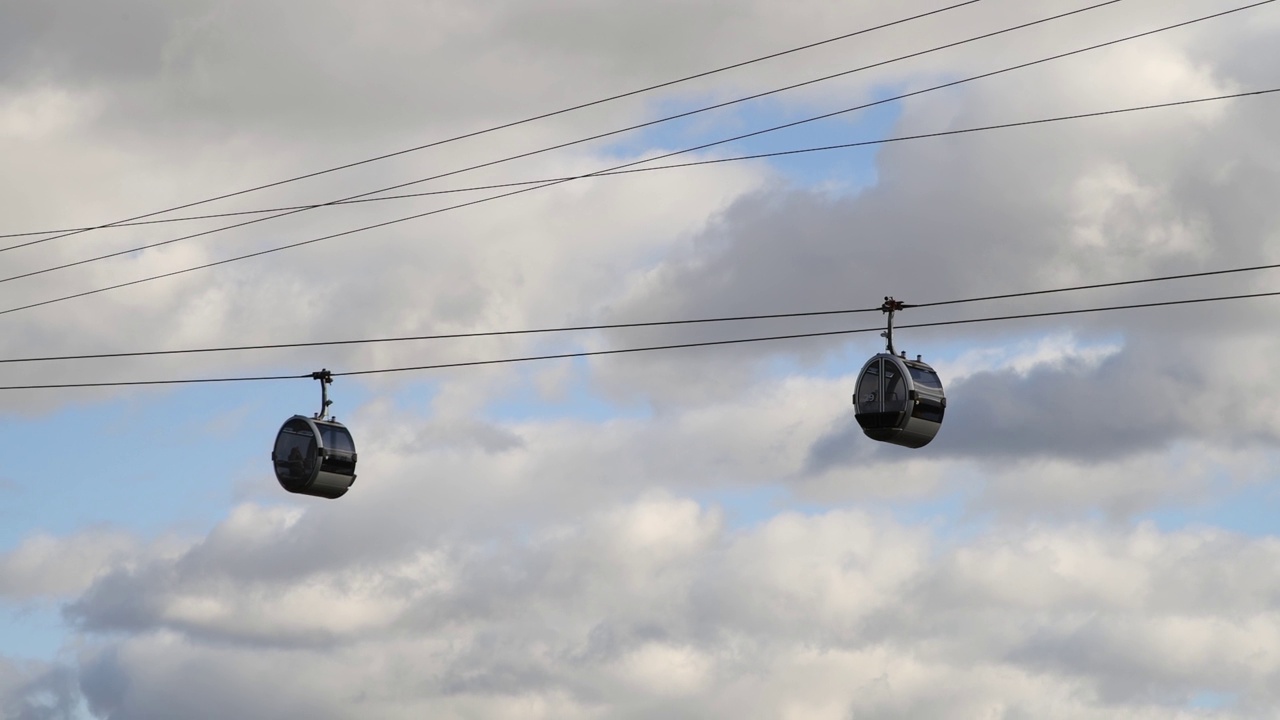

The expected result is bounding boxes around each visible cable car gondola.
[272,370,358,499]
[853,298,946,448]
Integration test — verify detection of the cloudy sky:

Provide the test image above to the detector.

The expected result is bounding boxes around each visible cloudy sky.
[2,0,1280,717]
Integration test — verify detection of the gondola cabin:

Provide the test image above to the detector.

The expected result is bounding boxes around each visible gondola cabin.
[272,415,358,499]
[853,352,946,448]
[271,370,357,499]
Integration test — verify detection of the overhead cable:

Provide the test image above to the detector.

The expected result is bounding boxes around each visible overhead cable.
[336,288,1280,378]
[6,253,1280,366]
[1,307,880,365]
[911,256,1280,309]
[3,0,1258,319]
[0,0,1127,271]
[0,0,987,249]
[7,88,1273,239]
[3,288,1278,390]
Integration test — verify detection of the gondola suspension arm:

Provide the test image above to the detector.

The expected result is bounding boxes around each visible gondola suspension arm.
[880,297,909,355]
[312,369,333,420]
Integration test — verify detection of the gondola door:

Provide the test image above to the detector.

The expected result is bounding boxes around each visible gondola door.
[856,357,882,417]
[855,355,908,439]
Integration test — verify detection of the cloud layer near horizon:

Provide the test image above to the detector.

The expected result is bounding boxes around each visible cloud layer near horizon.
[40,497,1280,719]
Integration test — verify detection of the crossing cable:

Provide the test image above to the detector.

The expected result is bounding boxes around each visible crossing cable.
[0,0,987,249]
[3,288,1278,390]
[8,88,1275,238]
[3,255,1280,366]
[2,0,1260,320]
[0,0,1130,270]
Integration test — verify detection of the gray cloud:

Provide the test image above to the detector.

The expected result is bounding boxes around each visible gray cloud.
[0,659,79,720]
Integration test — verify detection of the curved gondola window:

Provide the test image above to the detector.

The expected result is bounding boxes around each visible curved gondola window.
[320,425,356,453]
[274,425,316,483]
[856,360,881,414]
[882,362,907,413]
[908,365,943,390]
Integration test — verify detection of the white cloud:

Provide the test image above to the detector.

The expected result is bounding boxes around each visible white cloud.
[34,497,1280,718]
[0,530,187,601]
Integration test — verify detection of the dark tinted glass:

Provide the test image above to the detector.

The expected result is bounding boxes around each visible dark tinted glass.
[882,362,907,412]
[907,365,943,390]
[911,401,945,424]
[856,411,904,430]
[274,421,317,483]
[856,360,881,414]
[321,454,357,476]
[319,424,356,453]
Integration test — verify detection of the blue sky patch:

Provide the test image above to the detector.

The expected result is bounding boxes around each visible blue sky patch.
[602,85,904,193]
[0,375,366,550]
[0,601,66,661]
[1142,472,1280,538]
